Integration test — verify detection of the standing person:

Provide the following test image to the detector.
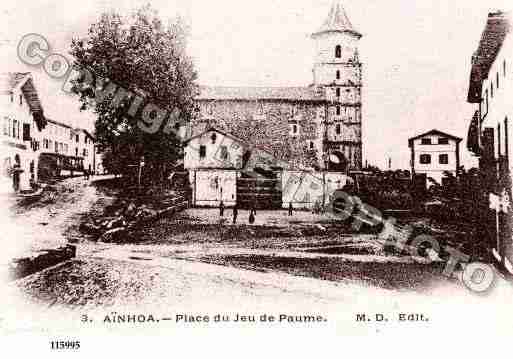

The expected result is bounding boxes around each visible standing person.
[219,200,225,217]
[288,202,293,216]
[12,164,21,192]
[232,203,238,224]
[248,207,256,224]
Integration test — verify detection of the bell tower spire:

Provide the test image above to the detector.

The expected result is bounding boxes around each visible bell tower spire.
[313,1,363,171]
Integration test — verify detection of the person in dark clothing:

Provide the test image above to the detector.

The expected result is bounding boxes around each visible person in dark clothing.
[12,165,21,192]
[219,201,225,217]
[232,204,238,224]
[248,207,256,224]
[288,202,293,216]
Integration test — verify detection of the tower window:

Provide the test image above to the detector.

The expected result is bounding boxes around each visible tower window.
[335,45,342,59]
[336,70,340,80]
[199,145,206,159]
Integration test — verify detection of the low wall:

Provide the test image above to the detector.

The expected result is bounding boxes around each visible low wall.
[281,171,349,209]
[8,244,76,280]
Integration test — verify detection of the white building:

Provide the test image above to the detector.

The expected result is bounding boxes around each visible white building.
[184,128,244,207]
[408,129,462,185]
[0,72,46,193]
[1,72,97,194]
[467,11,512,272]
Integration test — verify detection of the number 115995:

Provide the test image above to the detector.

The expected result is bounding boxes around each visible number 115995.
[50,341,80,350]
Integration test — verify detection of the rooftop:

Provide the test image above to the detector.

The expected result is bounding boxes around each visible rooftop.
[467,11,511,103]
[408,129,462,147]
[196,86,325,102]
[312,1,361,38]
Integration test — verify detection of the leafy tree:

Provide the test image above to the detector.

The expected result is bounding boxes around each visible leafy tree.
[70,5,198,185]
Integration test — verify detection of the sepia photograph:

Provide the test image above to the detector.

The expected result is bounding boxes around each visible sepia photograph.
[0,0,512,356]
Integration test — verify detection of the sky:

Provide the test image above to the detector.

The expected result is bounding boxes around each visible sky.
[1,0,511,169]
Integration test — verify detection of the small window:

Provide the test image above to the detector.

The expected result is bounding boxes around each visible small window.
[421,138,432,145]
[293,124,298,134]
[504,60,506,77]
[19,94,22,105]
[497,72,499,89]
[76,134,79,143]
[491,81,494,98]
[10,94,13,103]
[199,145,206,159]
[419,154,431,164]
[309,141,314,150]
[336,124,341,135]
[439,154,449,164]
[336,106,341,116]
[438,138,449,145]
[336,70,340,80]
[336,88,341,98]
[335,45,342,58]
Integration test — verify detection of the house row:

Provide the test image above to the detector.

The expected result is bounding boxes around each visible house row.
[466,11,512,271]
[0,72,97,194]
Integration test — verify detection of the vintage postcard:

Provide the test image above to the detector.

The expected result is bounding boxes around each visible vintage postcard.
[0,0,512,356]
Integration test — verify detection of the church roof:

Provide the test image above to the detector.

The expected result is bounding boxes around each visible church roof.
[196,86,326,102]
[312,1,361,38]
[467,11,511,103]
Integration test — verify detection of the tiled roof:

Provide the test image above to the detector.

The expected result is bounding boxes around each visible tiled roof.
[468,11,511,103]
[46,118,73,129]
[196,86,325,102]
[408,129,462,147]
[0,72,29,92]
[0,72,47,130]
[46,119,95,139]
[0,72,44,113]
[312,1,361,38]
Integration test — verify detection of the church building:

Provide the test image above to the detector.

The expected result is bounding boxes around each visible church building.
[191,1,363,172]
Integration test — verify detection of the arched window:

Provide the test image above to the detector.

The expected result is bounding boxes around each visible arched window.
[335,45,342,58]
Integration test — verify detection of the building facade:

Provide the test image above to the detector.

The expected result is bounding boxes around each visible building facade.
[1,72,97,194]
[191,1,363,172]
[0,72,46,193]
[466,11,512,272]
[408,129,462,185]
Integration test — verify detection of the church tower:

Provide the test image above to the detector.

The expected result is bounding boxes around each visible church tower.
[312,1,362,170]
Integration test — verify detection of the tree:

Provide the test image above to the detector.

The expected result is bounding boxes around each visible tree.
[70,5,198,186]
